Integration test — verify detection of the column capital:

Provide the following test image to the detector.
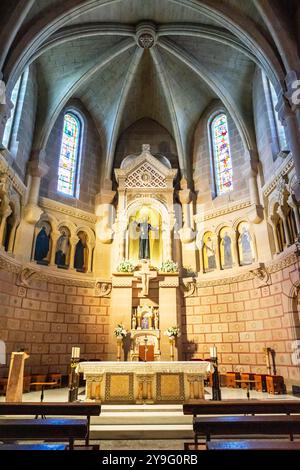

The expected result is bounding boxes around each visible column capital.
[95,189,116,205]
[27,158,48,178]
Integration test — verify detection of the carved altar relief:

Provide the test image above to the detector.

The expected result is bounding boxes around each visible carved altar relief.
[130,304,160,361]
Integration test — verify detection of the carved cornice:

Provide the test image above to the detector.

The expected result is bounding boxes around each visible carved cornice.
[39,197,97,224]
[0,252,111,289]
[194,200,251,223]
[263,155,294,197]
[0,151,26,197]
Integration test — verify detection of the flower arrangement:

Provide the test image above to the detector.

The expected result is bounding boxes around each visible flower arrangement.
[164,326,181,338]
[159,260,178,273]
[116,260,136,273]
[114,324,127,338]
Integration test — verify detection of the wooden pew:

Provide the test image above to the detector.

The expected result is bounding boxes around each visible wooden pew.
[0,443,67,450]
[0,402,101,446]
[206,440,300,451]
[0,418,87,450]
[193,415,300,445]
[183,399,300,417]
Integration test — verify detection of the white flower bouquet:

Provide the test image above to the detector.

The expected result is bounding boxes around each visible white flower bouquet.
[164,326,181,338]
[116,260,136,273]
[159,260,178,273]
[114,324,127,338]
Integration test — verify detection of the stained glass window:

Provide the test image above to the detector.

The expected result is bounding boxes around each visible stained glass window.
[268,79,287,151]
[57,112,81,196]
[211,113,233,195]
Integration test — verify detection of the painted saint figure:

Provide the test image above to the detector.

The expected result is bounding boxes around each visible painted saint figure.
[34,226,50,264]
[55,230,70,267]
[74,232,87,272]
[239,226,253,265]
[204,236,216,270]
[222,232,233,268]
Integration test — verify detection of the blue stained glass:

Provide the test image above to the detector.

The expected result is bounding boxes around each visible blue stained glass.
[57,113,81,196]
[211,113,233,195]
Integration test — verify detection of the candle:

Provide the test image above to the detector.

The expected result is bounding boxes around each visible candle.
[210,345,217,358]
[71,347,80,359]
[71,347,75,358]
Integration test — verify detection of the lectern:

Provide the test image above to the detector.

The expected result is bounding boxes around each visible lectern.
[6,351,29,402]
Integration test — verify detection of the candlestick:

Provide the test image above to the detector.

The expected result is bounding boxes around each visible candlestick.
[210,345,217,358]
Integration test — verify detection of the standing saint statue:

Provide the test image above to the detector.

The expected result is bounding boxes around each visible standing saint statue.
[204,236,216,270]
[55,230,70,267]
[135,217,155,260]
[34,226,50,263]
[239,226,253,265]
[222,232,233,268]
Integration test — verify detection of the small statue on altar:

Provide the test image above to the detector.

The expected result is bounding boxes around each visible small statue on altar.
[154,309,159,330]
[132,311,137,330]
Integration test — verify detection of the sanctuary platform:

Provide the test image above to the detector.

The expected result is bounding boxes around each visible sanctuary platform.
[78,361,213,404]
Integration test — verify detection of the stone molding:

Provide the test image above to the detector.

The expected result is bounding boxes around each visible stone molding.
[39,197,97,224]
[194,200,251,222]
[0,150,26,197]
[262,154,294,197]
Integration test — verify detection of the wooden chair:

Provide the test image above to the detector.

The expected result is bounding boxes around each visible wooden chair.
[266,375,285,394]
[47,373,62,388]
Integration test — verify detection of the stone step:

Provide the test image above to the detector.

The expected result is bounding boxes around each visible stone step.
[91,412,192,425]
[90,424,194,440]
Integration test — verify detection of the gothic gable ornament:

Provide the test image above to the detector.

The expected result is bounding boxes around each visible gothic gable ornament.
[115,144,177,191]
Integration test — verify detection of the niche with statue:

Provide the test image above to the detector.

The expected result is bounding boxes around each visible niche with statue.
[130,305,161,361]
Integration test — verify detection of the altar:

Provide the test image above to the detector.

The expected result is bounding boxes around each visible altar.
[77,361,212,404]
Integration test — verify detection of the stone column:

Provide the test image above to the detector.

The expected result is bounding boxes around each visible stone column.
[277,206,291,246]
[24,157,49,224]
[14,156,48,261]
[69,237,78,271]
[268,216,280,254]
[49,230,60,266]
[277,86,300,200]
[87,243,94,273]
[94,189,116,277]
[287,194,300,235]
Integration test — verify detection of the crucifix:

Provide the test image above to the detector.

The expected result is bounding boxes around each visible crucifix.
[134,261,157,297]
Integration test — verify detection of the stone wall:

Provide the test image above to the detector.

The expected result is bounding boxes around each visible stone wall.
[41,99,101,212]
[0,269,110,377]
[193,101,249,208]
[182,250,300,389]
[114,118,179,173]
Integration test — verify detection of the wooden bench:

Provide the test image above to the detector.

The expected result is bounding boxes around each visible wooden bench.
[183,399,300,417]
[193,415,300,444]
[206,440,300,451]
[0,443,67,451]
[0,402,101,446]
[0,418,87,450]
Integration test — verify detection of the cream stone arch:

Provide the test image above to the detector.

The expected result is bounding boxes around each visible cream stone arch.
[32,212,58,265]
[233,217,257,265]
[125,196,172,265]
[75,225,96,273]
[217,224,238,269]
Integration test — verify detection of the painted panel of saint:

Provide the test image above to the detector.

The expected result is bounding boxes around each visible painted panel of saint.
[220,227,233,269]
[203,232,217,272]
[34,221,51,265]
[238,222,254,265]
[55,227,70,268]
[74,231,88,272]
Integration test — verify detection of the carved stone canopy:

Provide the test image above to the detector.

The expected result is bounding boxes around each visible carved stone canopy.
[115,145,177,191]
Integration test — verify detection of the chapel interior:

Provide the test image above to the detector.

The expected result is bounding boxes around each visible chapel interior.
[1,0,300,452]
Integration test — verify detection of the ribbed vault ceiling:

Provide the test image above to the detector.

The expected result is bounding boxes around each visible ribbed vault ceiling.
[5,0,283,182]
